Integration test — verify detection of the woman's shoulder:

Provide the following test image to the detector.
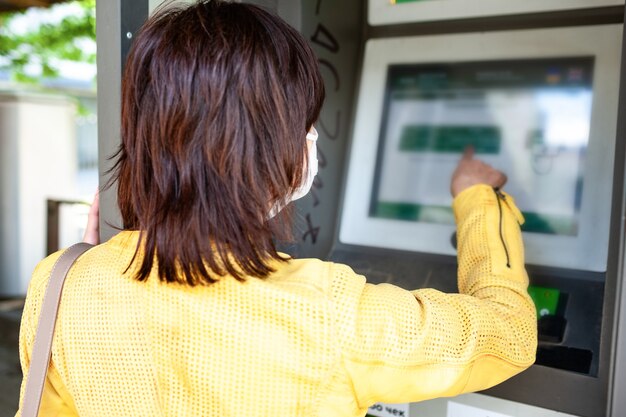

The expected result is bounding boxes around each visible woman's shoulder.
[275,257,367,295]
[26,243,103,302]
[27,250,66,296]
[21,249,73,334]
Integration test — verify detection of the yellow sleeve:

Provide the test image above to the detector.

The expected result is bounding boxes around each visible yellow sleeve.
[332,184,537,409]
[15,253,79,417]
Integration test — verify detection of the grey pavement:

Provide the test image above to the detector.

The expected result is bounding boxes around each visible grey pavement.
[0,299,23,417]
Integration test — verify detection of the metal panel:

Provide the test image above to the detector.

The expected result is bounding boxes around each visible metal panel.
[367,6,624,39]
[96,0,148,242]
[608,6,626,416]
[369,0,624,26]
[289,0,364,259]
[612,216,626,414]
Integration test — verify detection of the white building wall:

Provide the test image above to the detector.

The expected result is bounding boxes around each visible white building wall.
[0,92,76,296]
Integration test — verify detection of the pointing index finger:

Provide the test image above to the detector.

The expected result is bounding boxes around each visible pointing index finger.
[462,145,475,160]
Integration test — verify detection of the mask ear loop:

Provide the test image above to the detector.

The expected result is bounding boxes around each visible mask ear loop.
[267,127,319,219]
[306,127,318,142]
[304,127,318,178]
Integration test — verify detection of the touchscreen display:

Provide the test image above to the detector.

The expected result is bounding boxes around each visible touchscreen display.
[370,58,594,235]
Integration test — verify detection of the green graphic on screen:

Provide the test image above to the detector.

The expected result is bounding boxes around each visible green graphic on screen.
[398,126,501,153]
[370,58,594,236]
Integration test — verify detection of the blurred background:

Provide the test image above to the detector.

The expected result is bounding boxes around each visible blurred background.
[0,0,96,412]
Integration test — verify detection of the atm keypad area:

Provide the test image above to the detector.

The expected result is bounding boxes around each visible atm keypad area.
[329,248,604,377]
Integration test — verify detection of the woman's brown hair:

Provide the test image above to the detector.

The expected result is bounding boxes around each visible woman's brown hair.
[111,0,325,285]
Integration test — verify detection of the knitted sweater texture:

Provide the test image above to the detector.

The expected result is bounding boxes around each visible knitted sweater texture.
[16,184,536,416]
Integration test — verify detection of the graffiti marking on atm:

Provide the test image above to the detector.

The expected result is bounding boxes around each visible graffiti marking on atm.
[302,0,342,244]
[303,213,321,244]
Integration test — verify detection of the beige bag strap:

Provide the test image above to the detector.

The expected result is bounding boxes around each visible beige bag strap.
[20,242,93,417]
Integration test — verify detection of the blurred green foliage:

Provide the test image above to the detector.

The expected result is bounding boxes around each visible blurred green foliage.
[0,0,95,85]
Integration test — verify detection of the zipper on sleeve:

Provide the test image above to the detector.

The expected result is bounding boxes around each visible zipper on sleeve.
[494,187,511,269]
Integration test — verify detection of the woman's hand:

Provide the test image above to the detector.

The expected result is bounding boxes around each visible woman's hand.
[83,191,100,245]
[451,147,507,197]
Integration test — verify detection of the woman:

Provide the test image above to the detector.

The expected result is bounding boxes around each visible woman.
[16,1,536,416]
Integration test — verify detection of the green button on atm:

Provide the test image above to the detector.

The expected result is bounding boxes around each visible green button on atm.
[528,285,561,317]
[528,285,567,344]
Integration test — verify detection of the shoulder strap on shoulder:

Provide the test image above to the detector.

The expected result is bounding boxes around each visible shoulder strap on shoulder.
[20,242,94,417]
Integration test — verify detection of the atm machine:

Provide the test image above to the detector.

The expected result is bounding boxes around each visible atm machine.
[315,2,626,417]
[98,1,626,416]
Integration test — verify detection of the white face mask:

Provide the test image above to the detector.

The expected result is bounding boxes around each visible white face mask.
[269,127,318,218]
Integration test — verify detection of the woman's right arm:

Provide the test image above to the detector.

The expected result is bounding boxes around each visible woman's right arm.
[331,150,537,410]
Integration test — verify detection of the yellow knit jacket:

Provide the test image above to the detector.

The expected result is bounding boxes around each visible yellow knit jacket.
[16,184,537,417]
